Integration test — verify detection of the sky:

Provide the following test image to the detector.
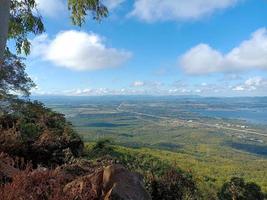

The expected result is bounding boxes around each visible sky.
[20,0,267,97]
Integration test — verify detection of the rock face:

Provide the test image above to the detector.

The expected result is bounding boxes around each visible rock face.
[63,164,151,200]
[0,153,151,200]
[102,165,151,200]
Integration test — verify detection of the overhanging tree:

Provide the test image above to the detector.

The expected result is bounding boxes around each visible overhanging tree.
[0,50,35,97]
[0,0,108,99]
[0,0,11,63]
[0,0,108,64]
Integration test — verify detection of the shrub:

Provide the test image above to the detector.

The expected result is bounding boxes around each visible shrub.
[88,138,114,158]
[20,122,40,141]
[0,100,83,167]
[147,169,198,200]
[218,177,265,200]
[0,166,97,200]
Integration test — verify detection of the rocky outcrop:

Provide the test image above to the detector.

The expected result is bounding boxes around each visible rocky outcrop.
[102,164,151,200]
[63,164,151,200]
[0,153,151,200]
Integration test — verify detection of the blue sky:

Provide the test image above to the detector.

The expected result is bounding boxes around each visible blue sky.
[20,0,267,96]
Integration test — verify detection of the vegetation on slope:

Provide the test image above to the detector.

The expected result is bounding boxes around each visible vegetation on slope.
[83,140,267,200]
[0,100,83,167]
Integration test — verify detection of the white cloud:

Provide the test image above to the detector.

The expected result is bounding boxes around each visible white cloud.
[232,77,267,91]
[104,0,125,10]
[180,44,224,74]
[64,88,111,96]
[31,30,132,71]
[132,81,145,87]
[62,87,142,96]
[35,0,66,17]
[232,86,245,91]
[180,28,267,75]
[32,77,267,96]
[129,0,239,22]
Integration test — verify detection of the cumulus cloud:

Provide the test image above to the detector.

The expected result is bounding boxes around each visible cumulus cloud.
[232,77,267,91]
[129,0,239,22]
[31,30,132,71]
[180,28,267,75]
[179,44,224,74]
[35,0,66,17]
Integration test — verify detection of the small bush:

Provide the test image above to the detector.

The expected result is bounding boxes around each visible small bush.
[20,122,40,141]
[88,138,114,158]
[218,177,265,200]
[147,169,198,200]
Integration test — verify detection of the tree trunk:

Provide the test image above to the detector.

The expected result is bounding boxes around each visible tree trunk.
[0,0,11,64]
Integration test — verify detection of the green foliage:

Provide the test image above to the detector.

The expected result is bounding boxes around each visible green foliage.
[0,100,80,142]
[8,0,108,56]
[92,138,113,151]
[68,0,108,26]
[218,177,265,200]
[9,0,45,55]
[20,122,40,141]
[2,0,109,104]
[0,50,35,97]
[85,138,114,158]
[84,142,198,200]
[148,170,198,200]
[84,142,267,200]
[0,100,83,166]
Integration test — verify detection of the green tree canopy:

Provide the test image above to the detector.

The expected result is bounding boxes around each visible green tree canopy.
[0,50,35,98]
[68,0,108,26]
[7,0,108,56]
[218,177,264,200]
[9,0,45,55]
